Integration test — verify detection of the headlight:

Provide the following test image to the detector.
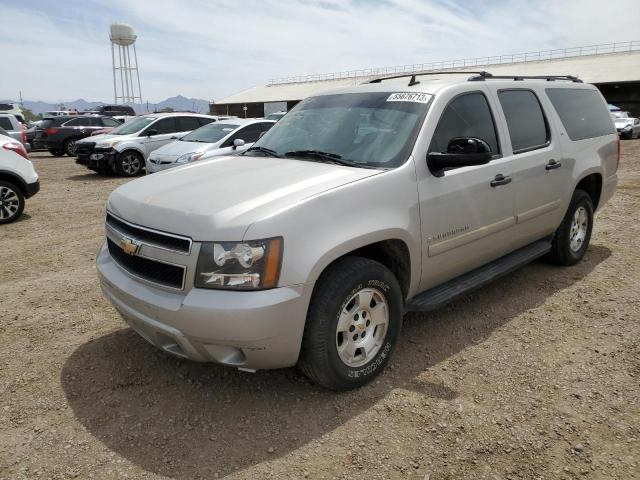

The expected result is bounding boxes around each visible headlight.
[96,139,121,149]
[175,152,204,164]
[195,237,283,290]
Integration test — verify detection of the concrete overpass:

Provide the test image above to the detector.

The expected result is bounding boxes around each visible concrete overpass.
[211,41,640,117]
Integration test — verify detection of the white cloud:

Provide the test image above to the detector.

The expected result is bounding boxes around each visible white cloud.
[1,0,638,102]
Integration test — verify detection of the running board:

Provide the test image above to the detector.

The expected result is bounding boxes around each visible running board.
[406,240,552,312]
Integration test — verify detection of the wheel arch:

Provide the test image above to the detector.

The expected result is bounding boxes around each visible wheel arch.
[0,170,28,196]
[310,236,413,302]
[575,172,602,210]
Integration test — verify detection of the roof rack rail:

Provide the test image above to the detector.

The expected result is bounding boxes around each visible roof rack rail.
[368,71,493,86]
[468,72,582,83]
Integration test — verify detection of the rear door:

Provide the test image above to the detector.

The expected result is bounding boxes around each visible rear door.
[492,87,568,242]
[176,116,204,138]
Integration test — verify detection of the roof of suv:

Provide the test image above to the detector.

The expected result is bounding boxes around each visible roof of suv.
[318,72,594,97]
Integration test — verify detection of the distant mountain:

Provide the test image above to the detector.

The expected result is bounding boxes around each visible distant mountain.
[0,95,211,116]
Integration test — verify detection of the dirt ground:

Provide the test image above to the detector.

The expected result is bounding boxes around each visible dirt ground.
[1,143,638,480]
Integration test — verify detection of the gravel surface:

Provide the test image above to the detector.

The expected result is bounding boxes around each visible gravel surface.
[1,144,639,479]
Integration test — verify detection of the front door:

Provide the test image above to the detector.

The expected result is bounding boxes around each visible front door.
[417,90,517,291]
[141,117,180,157]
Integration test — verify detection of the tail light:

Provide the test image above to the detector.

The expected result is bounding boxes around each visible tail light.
[20,124,27,143]
[616,134,621,172]
[46,128,58,136]
[3,142,29,159]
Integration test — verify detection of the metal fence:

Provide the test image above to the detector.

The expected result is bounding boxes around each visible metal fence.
[268,41,640,86]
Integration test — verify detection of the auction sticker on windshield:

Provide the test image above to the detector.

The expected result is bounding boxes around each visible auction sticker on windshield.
[386,92,433,103]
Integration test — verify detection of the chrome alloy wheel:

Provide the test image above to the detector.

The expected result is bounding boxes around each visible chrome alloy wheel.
[336,288,389,368]
[569,206,589,252]
[120,153,141,175]
[0,185,20,220]
[66,139,77,155]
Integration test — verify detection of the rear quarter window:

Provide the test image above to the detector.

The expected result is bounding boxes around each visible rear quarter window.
[0,118,13,130]
[545,88,615,141]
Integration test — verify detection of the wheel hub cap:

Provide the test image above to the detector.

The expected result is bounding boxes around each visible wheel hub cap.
[569,206,588,252]
[0,186,19,220]
[336,287,389,368]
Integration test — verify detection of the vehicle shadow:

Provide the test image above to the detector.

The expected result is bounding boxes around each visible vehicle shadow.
[61,245,611,478]
[66,172,121,181]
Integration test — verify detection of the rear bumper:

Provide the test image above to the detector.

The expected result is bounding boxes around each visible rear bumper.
[97,242,312,370]
[25,180,40,199]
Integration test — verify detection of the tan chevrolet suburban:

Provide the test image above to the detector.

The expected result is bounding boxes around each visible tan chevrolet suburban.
[97,71,618,390]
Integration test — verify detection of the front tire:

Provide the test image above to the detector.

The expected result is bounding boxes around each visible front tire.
[547,189,594,266]
[116,151,143,176]
[0,181,25,224]
[298,256,403,391]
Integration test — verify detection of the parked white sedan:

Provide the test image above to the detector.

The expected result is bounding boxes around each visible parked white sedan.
[146,119,276,173]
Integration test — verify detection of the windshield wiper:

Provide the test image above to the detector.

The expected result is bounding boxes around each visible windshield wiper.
[284,150,364,168]
[245,146,281,157]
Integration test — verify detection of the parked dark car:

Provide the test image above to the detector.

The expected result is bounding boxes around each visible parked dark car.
[33,116,123,156]
[97,105,136,117]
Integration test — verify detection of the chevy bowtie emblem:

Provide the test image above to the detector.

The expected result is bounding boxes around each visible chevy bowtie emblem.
[120,236,142,255]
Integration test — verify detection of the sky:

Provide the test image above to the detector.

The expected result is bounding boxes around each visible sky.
[1,0,639,103]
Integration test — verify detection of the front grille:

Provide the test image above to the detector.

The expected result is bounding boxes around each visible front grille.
[75,142,95,156]
[107,238,185,289]
[106,213,191,253]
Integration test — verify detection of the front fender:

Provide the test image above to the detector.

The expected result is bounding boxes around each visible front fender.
[243,161,422,297]
[113,141,145,157]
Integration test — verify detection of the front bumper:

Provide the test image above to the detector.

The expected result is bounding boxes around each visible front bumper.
[97,242,312,370]
[146,159,179,174]
[76,148,116,170]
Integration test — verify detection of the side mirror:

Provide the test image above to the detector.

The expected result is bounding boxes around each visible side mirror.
[146,129,158,137]
[427,137,493,176]
[233,138,245,149]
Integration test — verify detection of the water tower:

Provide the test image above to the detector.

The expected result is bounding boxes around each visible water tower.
[110,23,142,105]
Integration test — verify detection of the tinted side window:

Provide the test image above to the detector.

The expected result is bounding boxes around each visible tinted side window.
[177,117,202,132]
[545,88,615,141]
[232,124,262,143]
[150,117,178,135]
[429,92,499,155]
[101,118,120,127]
[498,90,549,153]
[0,118,13,130]
[63,117,86,126]
[199,117,216,126]
[260,122,275,133]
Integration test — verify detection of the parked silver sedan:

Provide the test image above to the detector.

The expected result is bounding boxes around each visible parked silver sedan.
[146,118,275,173]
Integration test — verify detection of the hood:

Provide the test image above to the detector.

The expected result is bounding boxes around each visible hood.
[79,133,121,144]
[614,118,634,126]
[108,156,382,240]
[148,139,216,160]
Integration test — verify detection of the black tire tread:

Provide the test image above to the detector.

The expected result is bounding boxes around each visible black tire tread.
[548,189,593,266]
[298,256,401,390]
[0,180,25,224]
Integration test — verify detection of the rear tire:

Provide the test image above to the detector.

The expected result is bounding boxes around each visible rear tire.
[547,189,594,266]
[48,148,64,157]
[115,151,143,177]
[0,181,25,224]
[64,138,78,156]
[298,256,403,391]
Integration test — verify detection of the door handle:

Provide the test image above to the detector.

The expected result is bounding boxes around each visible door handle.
[490,174,512,187]
[545,159,562,170]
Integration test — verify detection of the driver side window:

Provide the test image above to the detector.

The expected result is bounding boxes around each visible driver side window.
[429,92,500,155]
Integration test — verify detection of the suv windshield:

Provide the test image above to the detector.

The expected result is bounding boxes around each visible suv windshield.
[245,92,431,168]
[109,116,155,135]
[181,122,240,143]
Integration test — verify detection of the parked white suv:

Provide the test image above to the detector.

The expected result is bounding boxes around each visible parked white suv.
[146,119,275,173]
[75,113,218,176]
[0,132,39,224]
[97,72,618,390]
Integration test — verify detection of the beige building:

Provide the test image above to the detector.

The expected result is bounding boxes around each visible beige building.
[211,41,640,118]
